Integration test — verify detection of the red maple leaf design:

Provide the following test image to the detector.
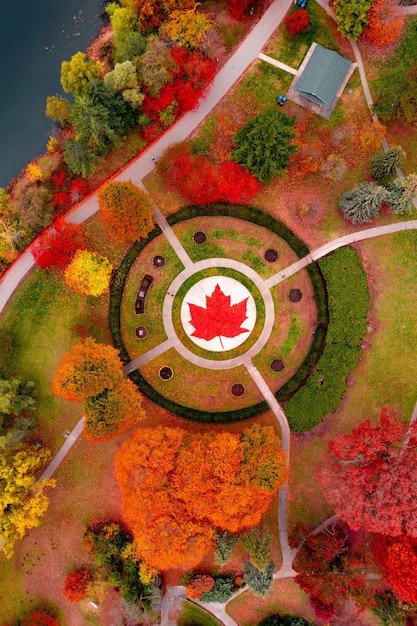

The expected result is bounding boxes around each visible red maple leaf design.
[188,283,249,348]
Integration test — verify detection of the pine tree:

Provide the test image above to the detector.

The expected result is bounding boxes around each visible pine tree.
[387,174,417,214]
[370,146,405,182]
[214,530,238,566]
[339,182,389,223]
[241,527,272,573]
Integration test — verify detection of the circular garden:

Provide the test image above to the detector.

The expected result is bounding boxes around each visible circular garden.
[110,204,369,427]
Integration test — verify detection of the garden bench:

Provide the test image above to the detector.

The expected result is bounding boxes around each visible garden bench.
[135,274,153,314]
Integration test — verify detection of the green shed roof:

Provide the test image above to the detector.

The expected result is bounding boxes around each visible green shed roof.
[295,44,351,108]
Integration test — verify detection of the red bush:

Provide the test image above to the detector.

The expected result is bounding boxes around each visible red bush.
[162,145,260,205]
[285,9,309,36]
[32,218,84,269]
[70,178,89,203]
[230,0,253,20]
[62,568,91,603]
[21,610,59,626]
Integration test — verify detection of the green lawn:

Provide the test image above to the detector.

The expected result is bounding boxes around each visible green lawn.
[178,601,223,626]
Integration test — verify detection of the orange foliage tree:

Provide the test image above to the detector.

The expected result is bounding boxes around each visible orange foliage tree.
[84,377,146,441]
[186,574,215,599]
[363,0,404,48]
[97,180,154,244]
[374,535,417,603]
[115,425,287,570]
[52,337,124,402]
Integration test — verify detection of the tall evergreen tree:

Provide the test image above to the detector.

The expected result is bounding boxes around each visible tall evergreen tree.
[370,146,405,182]
[339,182,389,223]
[387,174,417,214]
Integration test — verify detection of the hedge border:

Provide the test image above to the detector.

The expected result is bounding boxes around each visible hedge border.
[109,203,328,423]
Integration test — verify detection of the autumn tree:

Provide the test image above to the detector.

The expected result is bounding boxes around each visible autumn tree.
[160,143,259,204]
[32,219,84,270]
[52,338,123,402]
[294,522,375,617]
[317,408,417,537]
[84,377,146,441]
[106,2,147,63]
[0,416,36,450]
[230,0,253,20]
[339,182,389,223]
[62,568,92,602]
[387,174,417,215]
[97,180,154,243]
[285,9,309,36]
[45,95,72,126]
[363,0,404,48]
[64,250,112,297]
[21,610,59,626]
[333,0,372,41]
[115,425,287,571]
[60,51,102,97]
[370,146,405,182]
[0,447,55,557]
[159,7,213,50]
[231,107,298,183]
[374,535,417,604]
[0,377,36,416]
[136,36,173,97]
[120,0,195,31]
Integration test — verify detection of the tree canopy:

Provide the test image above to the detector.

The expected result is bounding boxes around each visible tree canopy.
[64,250,112,297]
[0,446,55,557]
[60,51,101,97]
[339,182,389,223]
[52,338,124,402]
[333,0,372,41]
[115,424,287,570]
[317,407,417,537]
[98,180,154,243]
[0,377,36,416]
[231,107,298,183]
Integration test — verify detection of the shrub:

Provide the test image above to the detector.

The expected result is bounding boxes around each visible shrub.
[258,614,314,625]
[186,575,215,599]
[21,610,59,626]
[62,568,91,602]
[284,246,369,430]
[285,10,309,36]
[200,575,234,602]
[244,560,274,597]
[215,530,239,566]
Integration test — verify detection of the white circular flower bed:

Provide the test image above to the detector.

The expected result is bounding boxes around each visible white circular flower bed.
[181,276,256,352]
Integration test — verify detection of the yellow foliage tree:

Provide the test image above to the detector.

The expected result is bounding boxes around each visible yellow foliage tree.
[0,447,55,557]
[61,51,102,97]
[159,6,213,49]
[64,250,112,296]
[26,163,44,183]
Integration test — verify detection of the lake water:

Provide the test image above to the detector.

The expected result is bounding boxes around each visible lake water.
[0,0,102,187]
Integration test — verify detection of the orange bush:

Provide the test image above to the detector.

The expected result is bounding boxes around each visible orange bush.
[186,574,215,599]
[62,568,91,603]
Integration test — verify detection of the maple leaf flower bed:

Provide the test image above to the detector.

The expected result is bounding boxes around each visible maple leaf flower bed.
[172,268,265,361]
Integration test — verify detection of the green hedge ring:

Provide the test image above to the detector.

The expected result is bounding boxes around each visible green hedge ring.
[109,203,329,423]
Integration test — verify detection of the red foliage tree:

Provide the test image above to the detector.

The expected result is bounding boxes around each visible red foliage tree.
[294,522,376,616]
[21,611,59,626]
[115,425,287,570]
[317,407,417,537]
[31,217,84,269]
[62,568,91,602]
[141,47,215,136]
[285,9,309,37]
[374,535,417,603]
[363,0,404,47]
[230,0,253,20]
[160,143,259,205]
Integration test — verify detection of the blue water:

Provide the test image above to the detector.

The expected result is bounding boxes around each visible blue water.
[0,0,102,187]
